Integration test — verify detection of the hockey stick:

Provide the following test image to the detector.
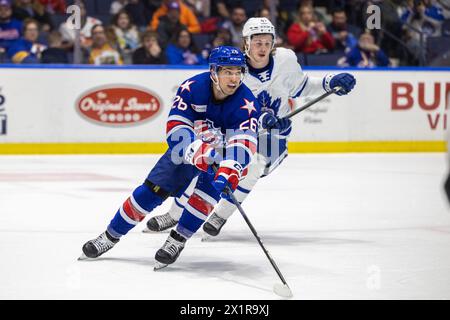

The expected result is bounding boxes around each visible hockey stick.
[258,86,342,136]
[212,165,293,298]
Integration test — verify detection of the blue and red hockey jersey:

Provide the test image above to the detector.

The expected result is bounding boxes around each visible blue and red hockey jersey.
[166,71,260,171]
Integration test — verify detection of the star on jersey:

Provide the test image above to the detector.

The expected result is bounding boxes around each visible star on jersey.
[180,80,195,93]
[240,98,256,116]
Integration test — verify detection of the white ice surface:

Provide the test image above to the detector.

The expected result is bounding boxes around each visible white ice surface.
[0,153,449,300]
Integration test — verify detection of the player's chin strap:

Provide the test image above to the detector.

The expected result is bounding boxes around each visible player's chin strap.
[244,38,252,62]
[210,71,226,96]
[258,86,342,136]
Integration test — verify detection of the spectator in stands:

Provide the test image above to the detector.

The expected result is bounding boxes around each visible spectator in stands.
[437,0,450,16]
[124,0,152,29]
[212,26,232,47]
[286,3,335,54]
[40,29,68,63]
[105,25,122,52]
[132,30,166,64]
[277,0,301,34]
[342,32,389,67]
[142,0,165,17]
[112,10,139,64]
[198,26,231,60]
[327,7,360,53]
[255,6,287,47]
[110,0,128,15]
[150,0,201,34]
[7,17,46,63]
[184,0,210,18]
[12,0,53,31]
[38,0,66,14]
[156,0,186,48]
[59,0,102,49]
[88,24,123,65]
[0,0,22,57]
[165,28,206,65]
[399,0,449,38]
[213,0,261,19]
[397,0,449,63]
[220,5,247,48]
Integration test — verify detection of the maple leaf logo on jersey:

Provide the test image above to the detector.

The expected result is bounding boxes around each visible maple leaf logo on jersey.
[240,98,256,116]
[258,90,281,115]
[180,80,195,93]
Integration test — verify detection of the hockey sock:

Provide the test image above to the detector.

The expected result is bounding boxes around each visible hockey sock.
[176,190,217,238]
[108,182,165,237]
[169,191,191,221]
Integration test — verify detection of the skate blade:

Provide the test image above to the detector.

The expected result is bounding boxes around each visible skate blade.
[153,262,168,271]
[201,234,214,242]
[77,253,89,261]
[78,252,98,261]
[142,227,170,234]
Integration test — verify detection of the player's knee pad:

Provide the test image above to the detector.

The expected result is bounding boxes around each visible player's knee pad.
[134,179,170,210]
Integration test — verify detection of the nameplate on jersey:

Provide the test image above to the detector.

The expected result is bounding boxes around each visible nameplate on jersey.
[191,104,207,113]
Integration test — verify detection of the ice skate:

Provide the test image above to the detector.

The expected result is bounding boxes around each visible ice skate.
[202,212,227,240]
[154,230,186,270]
[78,231,119,260]
[143,212,178,233]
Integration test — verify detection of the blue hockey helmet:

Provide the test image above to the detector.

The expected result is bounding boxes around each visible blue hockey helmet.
[209,46,246,70]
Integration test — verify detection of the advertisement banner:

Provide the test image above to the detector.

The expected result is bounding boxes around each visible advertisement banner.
[0,66,448,153]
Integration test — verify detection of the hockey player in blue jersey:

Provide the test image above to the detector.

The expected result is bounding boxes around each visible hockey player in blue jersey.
[79,46,261,267]
[144,17,356,237]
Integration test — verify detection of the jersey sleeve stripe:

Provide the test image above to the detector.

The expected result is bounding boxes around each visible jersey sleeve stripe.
[227,139,257,154]
[228,134,258,145]
[167,115,194,127]
[292,75,309,98]
[166,120,194,134]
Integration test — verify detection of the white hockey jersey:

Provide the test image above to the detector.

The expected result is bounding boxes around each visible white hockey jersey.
[243,47,328,175]
[243,47,326,118]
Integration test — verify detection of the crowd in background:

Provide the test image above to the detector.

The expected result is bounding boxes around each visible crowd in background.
[0,0,449,67]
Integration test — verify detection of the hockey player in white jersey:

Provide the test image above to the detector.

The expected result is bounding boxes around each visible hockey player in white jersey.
[144,17,356,236]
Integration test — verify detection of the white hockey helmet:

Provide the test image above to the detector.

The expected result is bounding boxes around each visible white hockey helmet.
[242,17,276,43]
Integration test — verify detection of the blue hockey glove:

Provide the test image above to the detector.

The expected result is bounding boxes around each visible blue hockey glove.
[259,111,278,129]
[259,111,292,136]
[325,73,356,96]
[276,117,292,136]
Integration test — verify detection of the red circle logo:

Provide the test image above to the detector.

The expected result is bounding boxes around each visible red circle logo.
[76,85,161,126]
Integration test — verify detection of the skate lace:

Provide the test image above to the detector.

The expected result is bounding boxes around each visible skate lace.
[92,233,115,253]
[162,237,184,256]
[156,213,177,229]
[208,213,226,229]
